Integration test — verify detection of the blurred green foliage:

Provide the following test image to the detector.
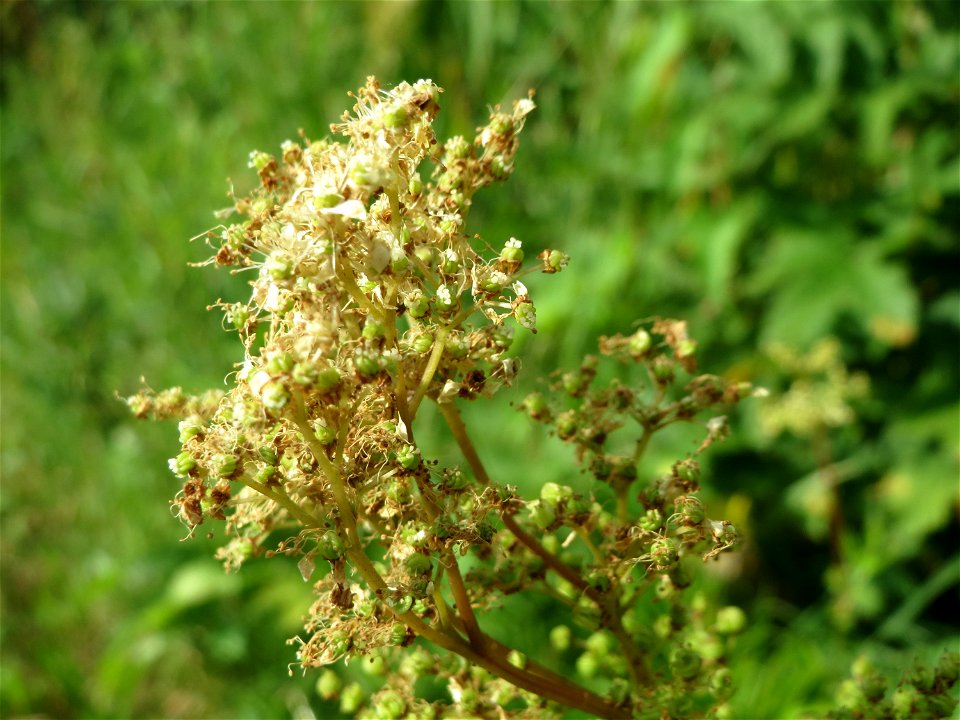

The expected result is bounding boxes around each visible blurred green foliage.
[1,1,957,717]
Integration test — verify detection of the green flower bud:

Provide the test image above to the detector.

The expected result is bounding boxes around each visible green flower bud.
[440,468,469,491]
[654,614,673,639]
[228,303,251,330]
[715,606,747,635]
[671,647,702,681]
[400,522,431,549]
[406,292,430,319]
[540,482,573,505]
[388,594,414,614]
[408,174,423,196]
[440,248,460,274]
[445,135,471,160]
[586,570,611,593]
[400,647,434,678]
[628,329,652,357]
[675,495,706,526]
[317,530,345,561]
[489,156,510,180]
[265,251,294,281]
[355,598,377,618]
[507,649,527,669]
[650,538,680,571]
[248,150,272,171]
[414,246,435,268]
[585,631,613,656]
[349,159,387,188]
[389,622,409,646]
[480,270,509,293]
[390,246,409,273]
[169,451,196,476]
[397,445,420,470]
[444,334,469,358]
[404,553,432,576]
[409,332,434,355]
[328,630,351,657]
[178,419,203,443]
[315,367,341,393]
[362,319,385,340]
[528,499,556,530]
[711,668,734,701]
[254,465,276,483]
[354,349,381,377]
[215,454,238,478]
[541,534,560,554]
[677,338,697,358]
[383,104,409,129]
[314,191,342,209]
[567,495,592,516]
[675,459,701,484]
[555,410,577,440]
[639,508,663,532]
[279,451,297,472]
[435,284,456,312]
[258,446,279,466]
[561,371,586,397]
[385,478,411,504]
[316,669,341,700]
[576,651,599,679]
[339,682,364,715]
[313,422,336,446]
[291,362,318,386]
[521,392,550,421]
[550,625,571,652]
[500,238,524,264]
[489,113,513,135]
[652,356,675,384]
[514,301,537,332]
[261,380,290,410]
[540,249,569,273]
[265,351,294,375]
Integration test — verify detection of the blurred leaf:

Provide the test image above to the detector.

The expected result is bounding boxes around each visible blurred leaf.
[751,231,918,348]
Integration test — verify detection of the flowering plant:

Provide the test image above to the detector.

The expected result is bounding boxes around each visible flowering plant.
[129,78,762,719]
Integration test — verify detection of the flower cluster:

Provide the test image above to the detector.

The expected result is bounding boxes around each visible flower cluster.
[129,79,755,719]
[829,651,959,719]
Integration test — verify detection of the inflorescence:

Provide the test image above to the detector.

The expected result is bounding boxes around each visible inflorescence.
[129,78,761,720]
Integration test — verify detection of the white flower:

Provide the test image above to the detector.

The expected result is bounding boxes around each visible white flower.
[438,380,461,403]
[514,97,535,119]
[437,284,453,306]
[320,199,367,220]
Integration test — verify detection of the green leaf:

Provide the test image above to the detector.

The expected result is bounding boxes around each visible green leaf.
[752,230,917,348]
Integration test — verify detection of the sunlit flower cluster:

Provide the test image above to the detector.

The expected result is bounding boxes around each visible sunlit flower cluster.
[129,79,757,720]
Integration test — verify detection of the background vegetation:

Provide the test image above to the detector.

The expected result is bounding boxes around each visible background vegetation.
[2,1,957,717]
